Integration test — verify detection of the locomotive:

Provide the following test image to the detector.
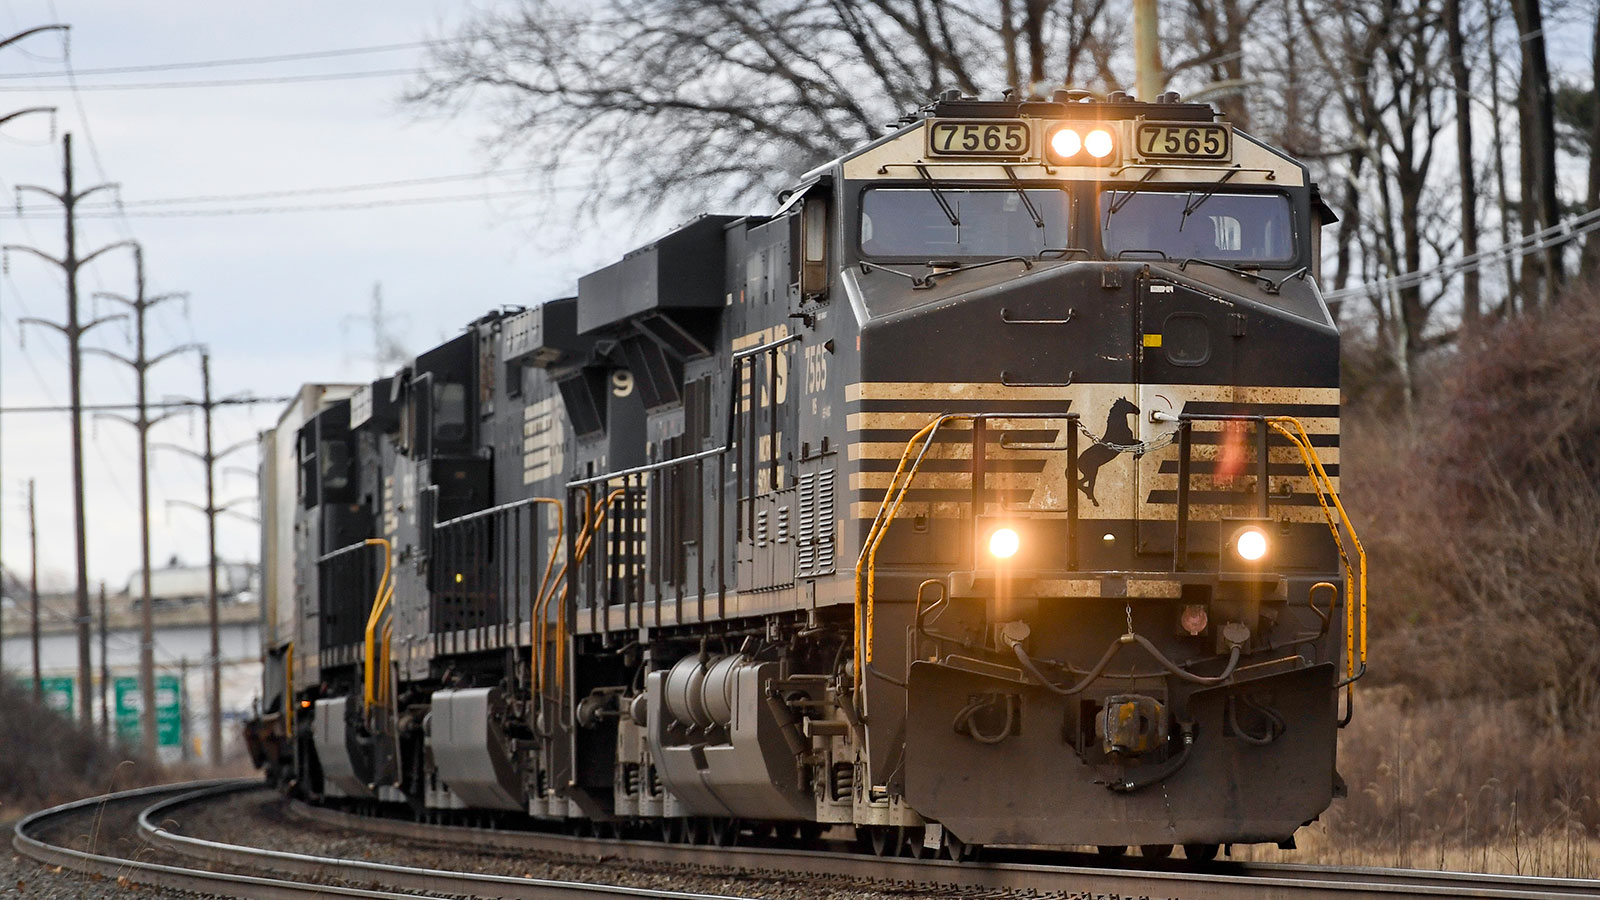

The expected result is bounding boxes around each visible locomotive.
[248,87,1366,861]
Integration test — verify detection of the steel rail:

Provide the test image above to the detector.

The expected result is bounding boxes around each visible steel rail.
[138,782,753,900]
[13,780,422,899]
[284,797,1600,900]
[17,780,751,900]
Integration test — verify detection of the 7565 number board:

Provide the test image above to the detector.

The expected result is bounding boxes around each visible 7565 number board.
[927,119,1030,157]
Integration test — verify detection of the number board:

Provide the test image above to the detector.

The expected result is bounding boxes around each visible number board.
[927,120,1030,157]
[1135,122,1232,160]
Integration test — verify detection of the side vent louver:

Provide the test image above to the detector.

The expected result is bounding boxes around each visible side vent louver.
[796,466,836,578]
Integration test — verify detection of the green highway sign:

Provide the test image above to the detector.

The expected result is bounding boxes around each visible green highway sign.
[114,674,182,747]
[39,676,73,716]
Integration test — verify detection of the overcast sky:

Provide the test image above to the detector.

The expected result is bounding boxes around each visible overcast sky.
[0,1,684,592]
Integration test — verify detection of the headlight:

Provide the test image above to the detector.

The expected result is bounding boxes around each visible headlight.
[1234,526,1268,562]
[1049,127,1081,158]
[1045,122,1116,165]
[1084,128,1114,158]
[989,527,1020,559]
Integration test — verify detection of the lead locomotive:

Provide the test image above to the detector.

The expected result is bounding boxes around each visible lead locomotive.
[248,88,1366,860]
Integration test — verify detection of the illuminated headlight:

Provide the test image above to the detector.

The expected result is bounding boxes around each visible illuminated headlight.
[1084,128,1114,158]
[989,527,1020,559]
[1233,526,1269,562]
[1049,127,1082,159]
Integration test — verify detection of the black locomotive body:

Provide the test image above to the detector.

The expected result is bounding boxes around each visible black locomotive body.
[250,90,1363,856]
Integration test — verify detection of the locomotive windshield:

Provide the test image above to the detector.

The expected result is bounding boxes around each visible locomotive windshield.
[860,187,1070,257]
[1100,190,1295,265]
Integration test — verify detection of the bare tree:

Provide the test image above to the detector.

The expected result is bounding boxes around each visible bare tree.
[1295,0,1455,404]
[1584,3,1600,275]
[1508,0,1563,305]
[409,0,1111,216]
[1445,0,1481,332]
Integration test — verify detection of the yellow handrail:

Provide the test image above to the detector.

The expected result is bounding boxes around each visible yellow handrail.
[519,498,564,699]
[379,618,394,706]
[854,415,965,692]
[534,487,626,701]
[362,537,394,708]
[1266,416,1367,688]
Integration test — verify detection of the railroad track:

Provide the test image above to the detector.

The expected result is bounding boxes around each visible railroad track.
[288,794,1600,900]
[16,779,1600,900]
[14,779,745,900]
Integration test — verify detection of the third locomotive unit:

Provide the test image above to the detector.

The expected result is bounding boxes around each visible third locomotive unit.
[248,88,1367,860]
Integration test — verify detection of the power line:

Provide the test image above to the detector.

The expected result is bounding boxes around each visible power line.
[0,67,430,91]
[1,396,289,414]
[44,164,550,207]
[0,38,443,79]
[1325,208,1600,301]
[6,183,587,218]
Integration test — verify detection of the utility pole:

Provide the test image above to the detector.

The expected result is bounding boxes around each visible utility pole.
[27,479,39,700]
[88,244,196,758]
[179,657,190,761]
[7,133,134,727]
[0,97,61,696]
[160,352,253,766]
[1133,0,1162,101]
[98,580,108,740]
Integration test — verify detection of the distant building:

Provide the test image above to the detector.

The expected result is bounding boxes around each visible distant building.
[126,557,257,607]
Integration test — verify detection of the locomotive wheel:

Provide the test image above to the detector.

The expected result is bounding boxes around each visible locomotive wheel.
[1183,842,1219,862]
[797,822,825,846]
[1139,844,1173,859]
[710,817,739,847]
[1096,845,1128,858]
[900,826,929,859]
[686,817,710,845]
[862,825,904,857]
[942,830,978,862]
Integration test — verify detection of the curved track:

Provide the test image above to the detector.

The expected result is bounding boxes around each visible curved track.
[15,779,745,900]
[17,780,1600,900]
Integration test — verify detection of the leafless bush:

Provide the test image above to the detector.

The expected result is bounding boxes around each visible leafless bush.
[1348,282,1600,727]
[0,679,164,818]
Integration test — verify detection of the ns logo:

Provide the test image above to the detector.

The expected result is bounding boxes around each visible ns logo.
[1073,397,1139,507]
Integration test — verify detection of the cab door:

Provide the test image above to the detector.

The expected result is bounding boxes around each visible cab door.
[1135,273,1241,560]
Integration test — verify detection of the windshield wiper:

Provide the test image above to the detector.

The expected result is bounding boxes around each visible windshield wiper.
[1036,247,1092,260]
[1002,165,1045,229]
[914,163,960,227]
[1179,166,1240,229]
[1177,257,1283,292]
[1107,168,1158,217]
[858,260,923,284]
[918,255,1034,287]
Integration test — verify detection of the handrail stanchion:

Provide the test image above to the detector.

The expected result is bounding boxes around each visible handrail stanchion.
[1175,421,1192,572]
[1256,420,1270,517]
[1067,424,1079,571]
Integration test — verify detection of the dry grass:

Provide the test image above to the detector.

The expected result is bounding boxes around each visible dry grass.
[1234,689,1600,876]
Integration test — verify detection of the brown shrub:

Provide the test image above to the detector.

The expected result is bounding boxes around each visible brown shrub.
[1347,284,1600,726]
[0,678,163,819]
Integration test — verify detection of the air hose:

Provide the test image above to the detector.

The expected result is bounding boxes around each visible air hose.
[1010,633,1242,696]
